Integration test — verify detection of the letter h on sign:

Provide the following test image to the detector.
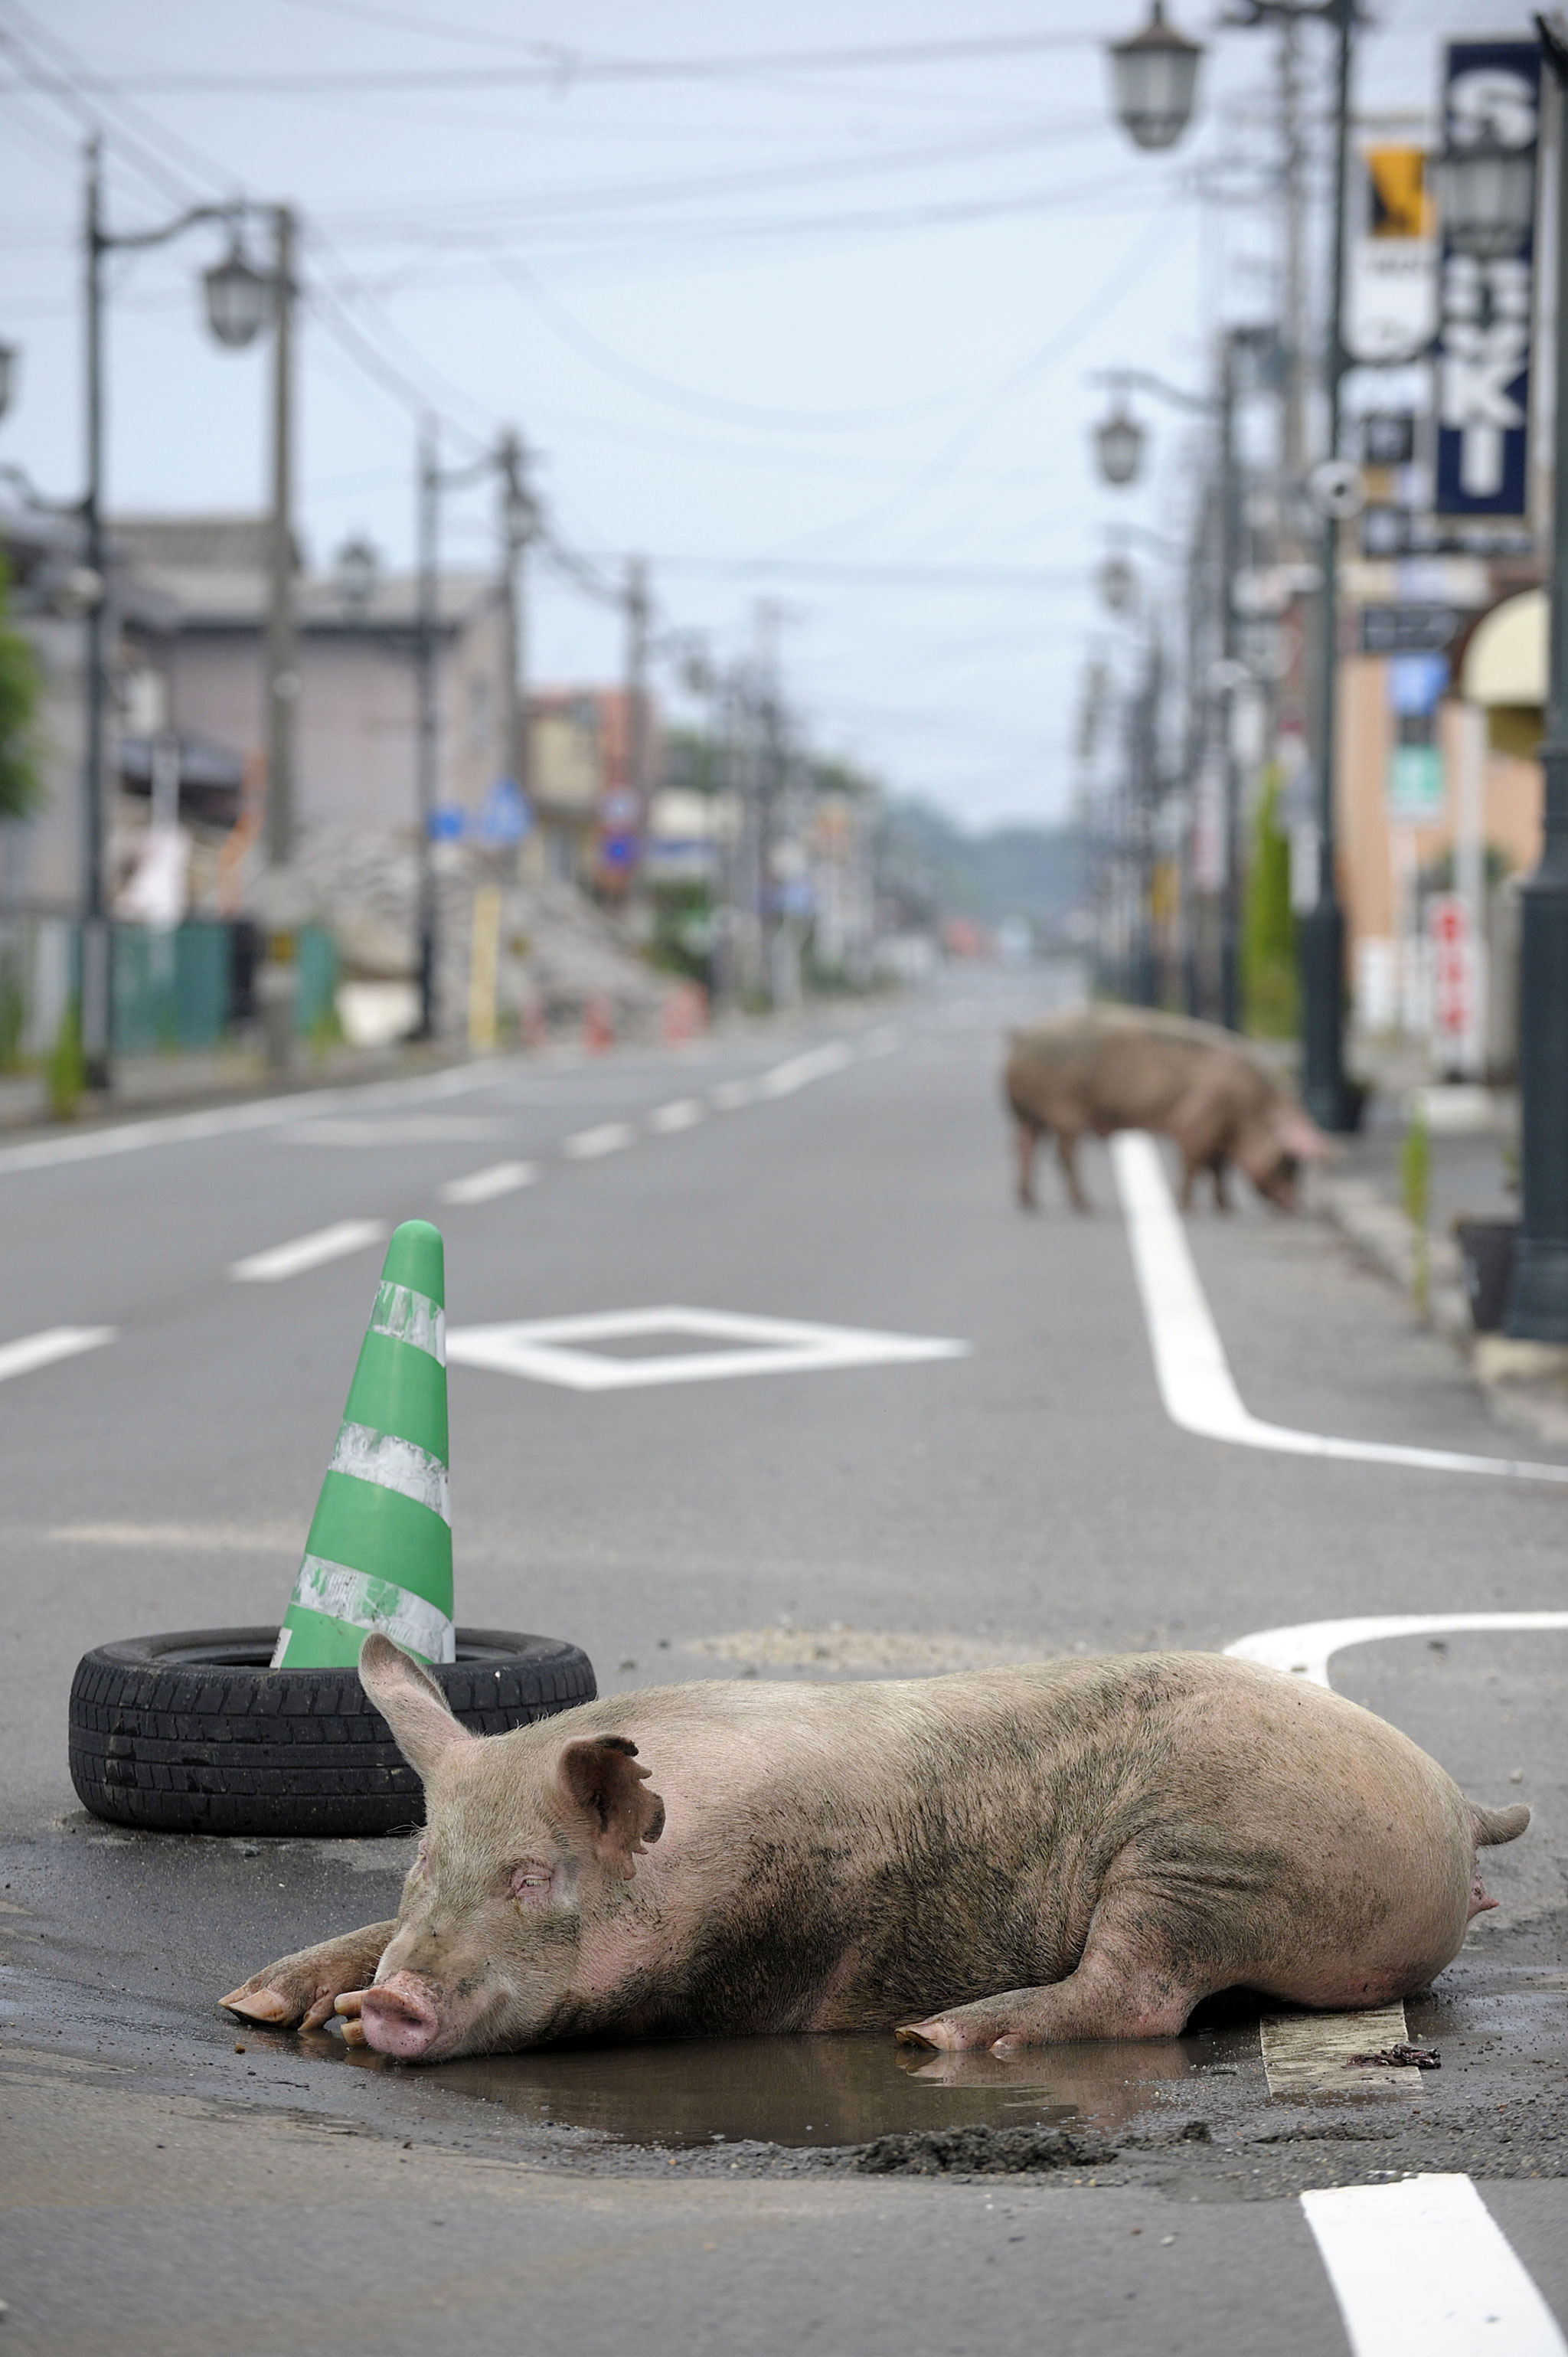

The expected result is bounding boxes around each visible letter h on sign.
[1436,42,1540,518]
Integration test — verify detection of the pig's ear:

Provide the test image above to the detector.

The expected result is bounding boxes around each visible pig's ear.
[556,1736,665,1879]
[358,1633,474,1780]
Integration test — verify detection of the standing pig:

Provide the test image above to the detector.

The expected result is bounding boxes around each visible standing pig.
[221,1633,1525,2061]
[1004,1005,1329,1214]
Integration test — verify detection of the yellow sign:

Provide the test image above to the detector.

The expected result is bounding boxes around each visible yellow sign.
[1366,147,1433,240]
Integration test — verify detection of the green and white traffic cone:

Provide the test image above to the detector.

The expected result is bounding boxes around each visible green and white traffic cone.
[270,1220,454,1669]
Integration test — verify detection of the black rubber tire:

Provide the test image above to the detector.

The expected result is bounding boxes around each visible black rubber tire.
[68,1626,596,1838]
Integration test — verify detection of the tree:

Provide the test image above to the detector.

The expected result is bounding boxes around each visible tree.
[0,559,43,820]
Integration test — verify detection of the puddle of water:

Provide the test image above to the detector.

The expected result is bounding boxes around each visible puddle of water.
[312,2021,1259,2149]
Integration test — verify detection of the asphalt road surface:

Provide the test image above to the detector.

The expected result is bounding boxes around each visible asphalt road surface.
[2,973,1565,2356]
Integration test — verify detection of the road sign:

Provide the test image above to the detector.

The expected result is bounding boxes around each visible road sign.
[1427,892,1475,1057]
[1359,605,1460,656]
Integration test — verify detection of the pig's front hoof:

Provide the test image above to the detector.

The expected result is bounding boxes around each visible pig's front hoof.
[221,1983,297,2025]
[358,1973,441,2061]
[895,2018,969,2052]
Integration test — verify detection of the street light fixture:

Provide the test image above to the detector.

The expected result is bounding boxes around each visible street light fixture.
[201,241,274,348]
[1095,404,1146,486]
[0,342,18,423]
[1435,137,1537,263]
[1107,2,1205,152]
[332,534,380,612]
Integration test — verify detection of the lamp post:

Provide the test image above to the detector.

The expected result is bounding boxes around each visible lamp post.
[1105,1,1360,1125]
[80,144,287,1090]
[1442,18,1568,1335]
[0,342,18,423]
[497,429,535,867]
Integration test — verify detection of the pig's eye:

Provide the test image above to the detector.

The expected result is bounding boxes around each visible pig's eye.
[509,1862,554,1904]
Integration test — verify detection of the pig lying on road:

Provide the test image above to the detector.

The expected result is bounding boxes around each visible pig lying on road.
[1005,1006,1329,1214]
[222,1634,1526,2062]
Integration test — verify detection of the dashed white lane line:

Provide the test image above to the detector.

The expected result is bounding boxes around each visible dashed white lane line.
[1302,2176,1568,2357]
[710,1077,758,1110]
[1227,1611,1568,1689]
[648,1098,704,1134]
[0,1325,116,1383]
[438,1160,539,1206]
[1112,1130,1568,1484]
[562,1122,635,1160]
[280,1116,505,1147]
[755,1040,855,1096]
[229,1218,388,1283]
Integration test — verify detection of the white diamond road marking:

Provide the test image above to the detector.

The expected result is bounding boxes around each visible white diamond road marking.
[1302,2176,1567,2357]
[562,1123,635,1159]
[1112,1129,1568,1483]
[446,1305,969,1391]
[230,1218,388,1283]
[0,1326,116,1384]
[439,1160,540,1205]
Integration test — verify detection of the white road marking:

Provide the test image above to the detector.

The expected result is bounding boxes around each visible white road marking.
[756,1040,855,1096]
[1302,2176,1568,2357]
[710,1077,758,1110]
[1112,1130,1568,1483]
[648,1098,704,1134]
[48,1522,299,1550]
[279,1116,504,1146]
[447,1304,969,1391]
[1227,1612,1568,1689]
[0,1326,116,1384]
[229,1218,387,1283]
[562,1122,635,1159]
[861,1025,903,1055]
[438,1160,539,1205]
[0,1059,518,1178]
[1260,2003,1418,2096]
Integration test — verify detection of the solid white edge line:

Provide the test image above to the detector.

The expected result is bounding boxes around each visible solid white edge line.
[437,1161,539,1205]
[229,1218,388,1283]
[0,1325,116,1384]
[1111,1129,1568,1484]
[1302,2176,1568,2357]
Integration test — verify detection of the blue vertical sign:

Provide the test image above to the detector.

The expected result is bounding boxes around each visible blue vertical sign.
[1435,39,1540,517]
[1433,38,1537,516]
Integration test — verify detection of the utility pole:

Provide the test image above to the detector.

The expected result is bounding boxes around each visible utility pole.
[496,429,534,860]
[1296,0,1354,1131]
[754,599,784,1007]
[625,554,650,886]
[80,139,110,1091]
[256,202,299,1080]
[413,416,439,1036]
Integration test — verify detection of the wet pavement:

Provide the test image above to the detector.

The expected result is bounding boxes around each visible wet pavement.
[2,982,1565,2352]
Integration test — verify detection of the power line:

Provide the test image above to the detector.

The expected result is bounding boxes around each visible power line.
[0,27,1102,100]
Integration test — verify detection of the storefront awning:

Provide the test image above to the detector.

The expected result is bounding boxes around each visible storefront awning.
[1462,589,1546,706]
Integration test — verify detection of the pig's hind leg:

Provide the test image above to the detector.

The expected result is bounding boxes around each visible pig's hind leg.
[895,1890,1214,2053]
[221,1921,397,2032]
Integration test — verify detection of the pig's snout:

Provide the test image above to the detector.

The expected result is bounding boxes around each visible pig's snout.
[358,1973,442,2060]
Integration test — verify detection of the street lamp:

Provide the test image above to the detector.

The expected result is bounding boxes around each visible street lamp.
[332,534,380,612]
[201,242,274,348]
[1435,138,1538,263]
[1107,2,1205,152]
[0,342,18,423]
[80,144,296,1090]
[1094,404,1146,486]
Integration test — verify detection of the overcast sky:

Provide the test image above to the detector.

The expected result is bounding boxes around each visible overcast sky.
[0,0,1534,831]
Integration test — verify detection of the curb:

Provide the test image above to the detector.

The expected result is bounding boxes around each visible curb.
[1313,1175,1568,1446]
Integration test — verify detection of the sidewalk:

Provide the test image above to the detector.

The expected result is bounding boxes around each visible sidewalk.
[1310,1036,1568,1445]
[0,1035,459,1135]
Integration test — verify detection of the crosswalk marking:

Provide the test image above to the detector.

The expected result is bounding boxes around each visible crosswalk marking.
[1302,2176,1567,2357]
[229,1218,388,1283]
[0,1325,116,1384]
